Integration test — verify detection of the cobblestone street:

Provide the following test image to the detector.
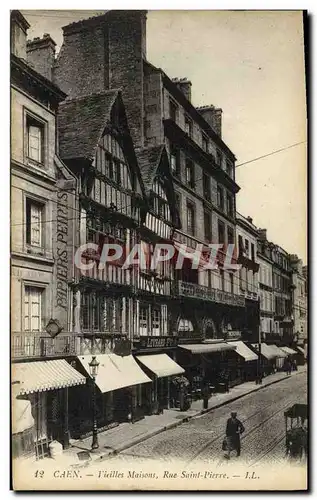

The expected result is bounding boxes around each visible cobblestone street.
[108,371,307,467]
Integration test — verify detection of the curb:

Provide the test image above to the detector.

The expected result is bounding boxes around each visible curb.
[75,369,305,463]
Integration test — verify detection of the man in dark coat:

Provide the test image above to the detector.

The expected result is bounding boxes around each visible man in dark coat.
[225,412,245,458]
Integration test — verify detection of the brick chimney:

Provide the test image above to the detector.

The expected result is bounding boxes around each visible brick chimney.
[26,33,56,80]
[172,77,192,102]
[196,105,223,138]
[11,10,30,59]
[257,228,267,241]
[54,10,147,148]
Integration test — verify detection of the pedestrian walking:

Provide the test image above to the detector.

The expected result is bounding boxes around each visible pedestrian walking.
[224,411,245,459]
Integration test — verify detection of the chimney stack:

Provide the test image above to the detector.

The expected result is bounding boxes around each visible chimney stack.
[257,228,267,241]
[11,10,30,59]
[172,77,192,102]
[196,105,223,138]
[27,33,56,80]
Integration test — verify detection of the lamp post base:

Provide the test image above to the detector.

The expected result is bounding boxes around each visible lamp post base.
[91,435,99,450]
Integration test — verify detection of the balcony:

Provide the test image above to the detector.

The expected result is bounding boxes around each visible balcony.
[11,332,121,360]
[176,280,245,307]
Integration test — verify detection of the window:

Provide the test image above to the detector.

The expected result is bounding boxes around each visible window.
[203,172,211,201]
[202,133,208,152]
[218,220,225,244]
[185,116,193,137]
[217,186,224,210]
[216,150,222,167]
[178,318,194,332]
[152,308,160,329]
[238,235,244,253]
[139,306,148,336]
[227,226,234,244]
[170,147,180,176]
[251,243,255,261]
[186,202,195,235]
[169,99,178,122]
[204,211,212,242]
[227,194,234,217]
[245,239,250,257]
[106,157,121,184]
[24,286,43,332]
[229,273,234,294]
[26,199,44,248]
[226,160,233,178]
[26,115,44,164]
[185,158,195,188]
[220,269,225,290]
[175,192,181,214]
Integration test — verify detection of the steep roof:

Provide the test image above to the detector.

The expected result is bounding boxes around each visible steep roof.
[57,90,119,161]
[136,145,181,228]
[136,145,165,193]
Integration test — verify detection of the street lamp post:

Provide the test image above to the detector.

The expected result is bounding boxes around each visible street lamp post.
[258,326,263,384]
[89,355,100,450]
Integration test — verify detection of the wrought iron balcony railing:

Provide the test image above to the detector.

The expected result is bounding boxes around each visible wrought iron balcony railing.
[11,332,121,360]
[176,280,245,307]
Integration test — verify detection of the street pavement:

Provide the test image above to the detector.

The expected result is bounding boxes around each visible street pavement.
[107,371,307,468]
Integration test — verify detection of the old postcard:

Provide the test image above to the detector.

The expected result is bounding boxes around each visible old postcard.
[10,8,308,491]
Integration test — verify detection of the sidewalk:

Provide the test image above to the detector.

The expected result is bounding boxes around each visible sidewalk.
[44,366,307,467]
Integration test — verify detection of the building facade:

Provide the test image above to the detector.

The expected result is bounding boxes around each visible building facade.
[236,213,260,343]
[290,256,307,347]
[11,11,86,460]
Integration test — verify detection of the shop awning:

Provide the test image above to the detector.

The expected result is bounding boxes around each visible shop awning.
[296,346,305,355]
[228,341,258,362]
[12,360,86,395]
[280,346,297,355]
[251,343,276,361]
[136,354,185,378]
[77,354,151,393]
[179,342,236,354]
[268,344,287,358]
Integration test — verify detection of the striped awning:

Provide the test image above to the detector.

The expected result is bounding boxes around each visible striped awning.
[77,354,152,393]
[179,342,236,354]
[228,341,258,362]
[136,354,185,378]
[280,346,297,355]
[12,360,86,395]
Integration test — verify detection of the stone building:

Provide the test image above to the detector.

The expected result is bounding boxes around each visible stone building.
[11,11,86,460]
[236,213,260,343]
[290,256,307,348]
[26,9,260,397]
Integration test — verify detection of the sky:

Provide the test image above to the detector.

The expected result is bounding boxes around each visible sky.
[21,9,307,262]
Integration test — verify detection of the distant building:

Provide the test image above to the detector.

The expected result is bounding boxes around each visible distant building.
[290,256,307,347]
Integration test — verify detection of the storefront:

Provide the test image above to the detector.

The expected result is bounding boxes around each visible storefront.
[135,353,185,412]
[71,353,152,438]
[266,344,287,370]
[226,340,258,383]
[295,345,306,365]
[12,359,86,459]
[177,341,237,396]
[251,342,277,376]
[132,336,184,413]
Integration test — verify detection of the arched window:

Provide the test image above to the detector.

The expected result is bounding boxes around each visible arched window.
[178,318,194,332]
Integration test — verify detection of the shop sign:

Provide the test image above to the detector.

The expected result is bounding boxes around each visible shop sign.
[226,330,242,340]
[136,336,178,349]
